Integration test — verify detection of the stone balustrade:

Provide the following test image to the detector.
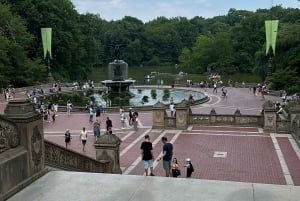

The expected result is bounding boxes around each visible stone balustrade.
[45,140,109,172]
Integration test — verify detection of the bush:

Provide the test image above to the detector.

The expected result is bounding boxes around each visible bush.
[151,89,157,99]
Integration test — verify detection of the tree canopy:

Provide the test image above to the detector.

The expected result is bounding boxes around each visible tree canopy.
[0,1,299,93]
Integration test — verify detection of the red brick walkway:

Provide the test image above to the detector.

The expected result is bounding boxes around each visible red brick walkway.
[277,137,300,185]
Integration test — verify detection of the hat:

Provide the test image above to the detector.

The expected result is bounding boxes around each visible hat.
[186,158,191,162]
[144,134,150,139]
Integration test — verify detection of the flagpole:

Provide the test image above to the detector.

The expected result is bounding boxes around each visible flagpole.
[47,57,52,77]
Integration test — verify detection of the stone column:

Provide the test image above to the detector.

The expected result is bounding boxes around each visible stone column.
[289,106,300,129]
[210,108,217,124]
[94,133,122,174]
[152,101,167,129]
[175,100,189,129]
[263,100,277,132]
[234,108,241,125]
[4,99,45,175]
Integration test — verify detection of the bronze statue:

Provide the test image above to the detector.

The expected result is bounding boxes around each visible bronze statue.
[110,44,126,60]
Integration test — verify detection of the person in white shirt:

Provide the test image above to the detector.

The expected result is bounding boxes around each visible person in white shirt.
[80,127,88,151]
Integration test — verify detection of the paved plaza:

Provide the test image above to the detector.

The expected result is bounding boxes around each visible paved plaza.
[2,86,299,185]
[2,86,300,200]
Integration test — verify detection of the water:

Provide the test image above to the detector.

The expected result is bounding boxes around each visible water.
[93,88,206,106]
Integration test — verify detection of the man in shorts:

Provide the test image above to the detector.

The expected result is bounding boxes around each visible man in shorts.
[157,137,173,177]
[140,135,155,176]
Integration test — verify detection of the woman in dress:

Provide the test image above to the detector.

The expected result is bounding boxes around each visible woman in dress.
[64,129,71,149]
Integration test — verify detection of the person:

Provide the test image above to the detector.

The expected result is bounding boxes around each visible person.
[171,158,180,177]
[93,119,101,142]
[221,86,227,97]
[140,135,155,176]
[95,105,101,121]
[80,127,88,151]
[64,129,71,149]
[253,85,257,96]
[67,100,72,115]
[50,106,56,123]
[133,111,139,130]
[120,110,125,128]
[157,137,173,177]
[184,158,194,178]
[89,107,94,123]
[106,117,112,131]
[169,102,175,117]
[213,82,217,93]
[54,103,58,115]
[128,108,133,125]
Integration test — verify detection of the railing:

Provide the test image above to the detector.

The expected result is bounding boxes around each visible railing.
[189,114,264,126]
[44,140,109,172]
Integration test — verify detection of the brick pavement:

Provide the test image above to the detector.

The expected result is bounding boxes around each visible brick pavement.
[277,137,300,185]
[2,86,300,186]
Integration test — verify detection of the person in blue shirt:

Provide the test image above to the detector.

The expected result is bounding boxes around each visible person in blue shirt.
[157,137,173,177]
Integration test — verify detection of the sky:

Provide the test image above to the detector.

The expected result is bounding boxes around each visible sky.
[71,0,300,22]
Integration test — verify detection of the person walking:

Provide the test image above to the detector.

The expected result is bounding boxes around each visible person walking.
[120,110,125,128]
[93,119,101,142]
[140,135,155,176]
[50,106,56,123]
[89,106,94,123]
[64,129,71,149]
[95,105,101,121]
[80,127,88,151]
[106,117,112,131]
[157,137,173,177]
[66,100,72,115]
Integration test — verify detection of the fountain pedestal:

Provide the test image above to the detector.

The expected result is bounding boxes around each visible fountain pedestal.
[101,60,135,99]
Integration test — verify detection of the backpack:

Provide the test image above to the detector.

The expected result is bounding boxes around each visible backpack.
[190,163,194,172]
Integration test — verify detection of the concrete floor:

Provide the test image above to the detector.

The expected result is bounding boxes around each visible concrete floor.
[7,171,300,201]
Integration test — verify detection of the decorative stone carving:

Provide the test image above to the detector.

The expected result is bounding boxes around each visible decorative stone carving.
[31,126,42,166]
[0,117,19,153]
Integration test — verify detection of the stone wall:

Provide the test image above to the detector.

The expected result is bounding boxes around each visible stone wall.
[0,100,47,201]
[45,140,109,172]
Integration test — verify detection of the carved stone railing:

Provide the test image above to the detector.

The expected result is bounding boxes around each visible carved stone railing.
[165,116,176,128]
[189,114,263,126]
[45,140,109,172]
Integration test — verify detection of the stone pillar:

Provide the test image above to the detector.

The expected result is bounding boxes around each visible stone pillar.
[94,133,122,174]
[175,100,189,129]
[152,101,166,129]
[4,99,45,175]
[289,106,300,129]
[263,100,277,132]
[234,108,241,125]
[210,108,216,124]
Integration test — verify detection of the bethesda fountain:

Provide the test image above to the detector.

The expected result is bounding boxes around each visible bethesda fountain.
[101,44,136,100]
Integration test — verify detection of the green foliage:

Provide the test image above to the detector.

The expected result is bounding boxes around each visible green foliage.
[151,89,157,99]
[44,91,89,106]
[269,69,300,94]
[163,89,170,100]
[283,101,300,113]
[111,97,130,107]
[0,1,299,95]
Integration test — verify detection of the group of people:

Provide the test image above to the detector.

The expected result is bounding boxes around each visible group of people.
[40,102,58,123]
[3,88,15,101]
[141,135,194,178]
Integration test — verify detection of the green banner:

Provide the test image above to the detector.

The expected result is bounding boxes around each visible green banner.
[265,20,279,55]
[41,28,52,59]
